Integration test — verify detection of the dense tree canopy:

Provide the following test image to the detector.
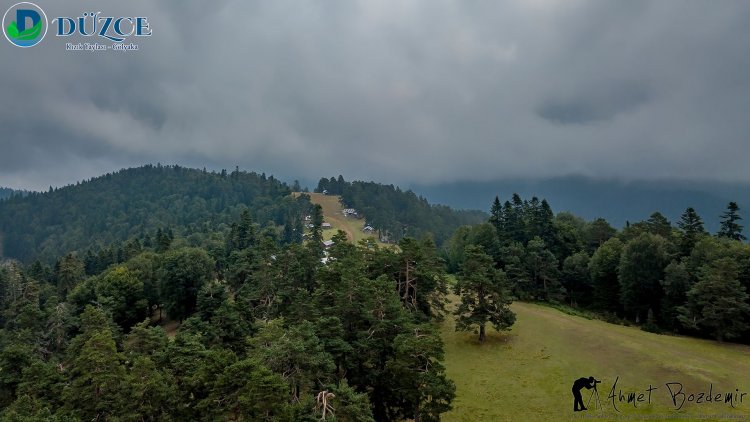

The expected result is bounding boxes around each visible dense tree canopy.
[0,165,296,263]
[450,192,750,343]
[0,206,456,420]
[2,168,750,420]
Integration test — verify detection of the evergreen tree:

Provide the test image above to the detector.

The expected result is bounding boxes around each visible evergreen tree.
[387,325,456,421]
[196,280,230,321]
[489,196,503,235]
[645,212,672,238]
[499,242,532,300]
[126,356,178,420]
[589,237,623,314]
[678,258,750,341]
[204,357,288,419]
[507,194,527,243]
[55,253,84,296]
[10,360,66,414]
[661,260,691,331]
[584,218,617,253]
[525,237,562,302]
[561,251,591,307]
[316,177,329,193]
[26,260,51,284]
[618,233,668,323]
[454,245,516,342]
[155,228,172,253]
[677,207,706,256]
[537,199,556,245]
[293,215,304,244]
[237,209,257,249]
[550,212,586,262]
[249,320,334,402]
[718,201,745,241]
[158,248,214,321]
[95,266,149,330]
[308,204,325,259]
[394,237,448,315]
[63,306,130,420]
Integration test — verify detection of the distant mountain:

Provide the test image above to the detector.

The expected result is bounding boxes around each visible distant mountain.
[411,176,750,233]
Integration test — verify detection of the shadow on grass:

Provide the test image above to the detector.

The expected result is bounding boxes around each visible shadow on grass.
[457,330,516,347]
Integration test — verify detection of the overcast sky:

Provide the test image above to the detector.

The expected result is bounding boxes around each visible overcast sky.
[1,0,749,190]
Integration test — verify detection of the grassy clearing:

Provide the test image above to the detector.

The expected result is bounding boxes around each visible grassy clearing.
[441,300,750,421]
[297,192,388,246]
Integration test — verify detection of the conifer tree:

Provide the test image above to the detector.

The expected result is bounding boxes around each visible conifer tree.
[454,245,515,342]
[718,202,745,241]
[677,207,706,255]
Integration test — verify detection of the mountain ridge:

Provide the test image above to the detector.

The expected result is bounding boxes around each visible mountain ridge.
[0,165,482,263]
[410,176,749,232]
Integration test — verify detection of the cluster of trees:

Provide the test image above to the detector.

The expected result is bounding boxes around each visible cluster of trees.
[446,194,750,342]
[0,188,24,201]
[0,207,460,420]
[0,165,303,263]
[316,176,486,246]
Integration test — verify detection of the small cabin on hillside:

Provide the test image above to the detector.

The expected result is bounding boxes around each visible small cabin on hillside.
[322,222,333,229]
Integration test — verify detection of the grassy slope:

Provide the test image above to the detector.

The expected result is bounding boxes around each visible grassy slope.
[303,193,387,245]
[441,301,750,421]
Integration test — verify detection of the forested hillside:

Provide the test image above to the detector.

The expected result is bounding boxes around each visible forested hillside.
[444,193,750,343]
[0,165,301,263]
[315,177,486,246]
[0,210,455,420]
[0,166,485,264]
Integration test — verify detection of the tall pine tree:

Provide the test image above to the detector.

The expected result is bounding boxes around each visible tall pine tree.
[677,207,706,256]
[454,245,516,342]
[718,202,745,241]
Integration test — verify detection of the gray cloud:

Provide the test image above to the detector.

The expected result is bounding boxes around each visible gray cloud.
[536,80,651,125]
[1,0,750,190]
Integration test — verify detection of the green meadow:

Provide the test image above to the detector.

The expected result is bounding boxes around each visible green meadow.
[441,301,750,421]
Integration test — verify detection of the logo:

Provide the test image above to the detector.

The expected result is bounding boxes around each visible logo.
[54,13,152,43]
[565,375,748,415]
[2,2,48,47]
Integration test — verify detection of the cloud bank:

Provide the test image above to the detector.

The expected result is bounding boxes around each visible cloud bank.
[1,0,749,190]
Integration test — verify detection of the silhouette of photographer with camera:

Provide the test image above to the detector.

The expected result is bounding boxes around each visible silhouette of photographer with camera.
[572,376,600,411]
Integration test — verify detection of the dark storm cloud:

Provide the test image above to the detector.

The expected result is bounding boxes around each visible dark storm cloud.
[1,0,750,190]
[537,80,651,125]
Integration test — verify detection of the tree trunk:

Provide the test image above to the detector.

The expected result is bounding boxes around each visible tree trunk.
[479,324,486,343]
